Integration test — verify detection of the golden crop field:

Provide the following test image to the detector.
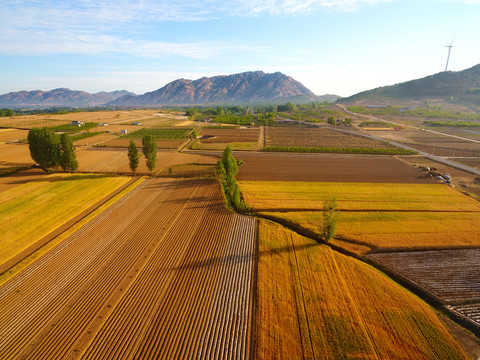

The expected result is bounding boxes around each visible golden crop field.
[239,181,480,252]
[256,219,467,359]
[0,173,130,266]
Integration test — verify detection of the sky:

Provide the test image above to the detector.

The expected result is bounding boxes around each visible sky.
[0,0,479,97]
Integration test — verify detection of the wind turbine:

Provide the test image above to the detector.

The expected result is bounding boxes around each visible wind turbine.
[444,39,454,72]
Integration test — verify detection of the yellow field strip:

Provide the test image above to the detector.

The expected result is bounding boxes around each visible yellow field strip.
[240,181,480,252]
[0,177,145,286]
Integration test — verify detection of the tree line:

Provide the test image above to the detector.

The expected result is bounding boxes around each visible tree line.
[27,128,78,172]
[218,145,248,212]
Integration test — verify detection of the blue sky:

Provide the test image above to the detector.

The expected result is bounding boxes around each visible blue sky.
[0,0,479,97]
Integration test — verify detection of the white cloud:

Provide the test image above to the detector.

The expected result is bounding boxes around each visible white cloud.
[0,27,266,58]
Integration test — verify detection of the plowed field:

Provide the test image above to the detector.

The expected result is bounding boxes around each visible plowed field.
[265,126,397,150]
[237,153,433,183]
[199,128,260,143]
[0,178,256,359]
[369,249,480,330]
[76,148,216,175]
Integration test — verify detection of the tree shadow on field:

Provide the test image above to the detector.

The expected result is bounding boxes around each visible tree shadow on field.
[5,172,117,185]
[164,242,319,272]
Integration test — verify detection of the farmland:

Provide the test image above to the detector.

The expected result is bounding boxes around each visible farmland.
[76,148,216,175]
[0,173,131,269]
[236,152,432,183]
[239,181,480,253]
[1,107,479,358]
[191,127,263,151]
[0,178,256,359]
[264,126,409,153]
[255,219,467,359]
[369,249,480,332]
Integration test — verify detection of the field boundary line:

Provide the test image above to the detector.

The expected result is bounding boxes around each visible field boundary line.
[0,176,146,285]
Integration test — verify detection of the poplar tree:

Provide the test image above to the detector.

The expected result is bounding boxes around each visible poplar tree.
[321,197,339,242]
[142,135,157,173]
[59,133,78,172]
[128,140,139,176]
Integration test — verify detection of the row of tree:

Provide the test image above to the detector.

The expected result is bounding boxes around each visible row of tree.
[27,128,78,172]
[218,145,248,212]
[127,135,157,175]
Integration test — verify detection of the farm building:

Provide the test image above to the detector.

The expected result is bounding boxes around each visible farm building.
[71,120,85,127]
[120,129,127,134]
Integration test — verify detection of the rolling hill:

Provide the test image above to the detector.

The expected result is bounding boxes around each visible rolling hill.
[342,64,480,108]
[0,89,135,108]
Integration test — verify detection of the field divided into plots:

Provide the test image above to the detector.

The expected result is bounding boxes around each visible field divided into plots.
[255,220,467,359]
[239,181,480,253]
[369,249,480,331]
[0,178,256,359]
[265,126,402,153]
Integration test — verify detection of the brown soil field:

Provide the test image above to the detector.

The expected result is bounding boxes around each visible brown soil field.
[0,129,28,142]
[100,137,185,149]
[73,133,118,146]
[369,249,480,332]
[0,110,187,130]
[369,249,480,305]
[0,167,46,193]
[0,178,256,359]
[405,142,480,157]
[199,128,261,143]
[0,143,32,165]
[266,126,397,150]
[364,128,480,156]
[76,148,216,175]
[237,152,434,183]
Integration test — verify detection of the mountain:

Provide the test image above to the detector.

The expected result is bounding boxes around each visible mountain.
[0,88,135,108]
[342,64,480,108]
[109,71,322,106]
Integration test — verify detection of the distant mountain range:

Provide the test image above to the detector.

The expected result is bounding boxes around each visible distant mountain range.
[342,64,480,108]
[4,65,479,109]
[0,88,135,108]
[0,71,332,108]
[109,71,325,106]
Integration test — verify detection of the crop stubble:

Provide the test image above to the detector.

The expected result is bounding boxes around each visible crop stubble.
[0,178,255,359]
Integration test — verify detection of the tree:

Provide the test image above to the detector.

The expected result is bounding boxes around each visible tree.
[327,116,336,126]
[344,118,352,126]
[218,145,248,212]
[321,197,339,242]
[142,135,157,173]
[127,140,139,176]
[59,133,78,172]
[27,127,60,172]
